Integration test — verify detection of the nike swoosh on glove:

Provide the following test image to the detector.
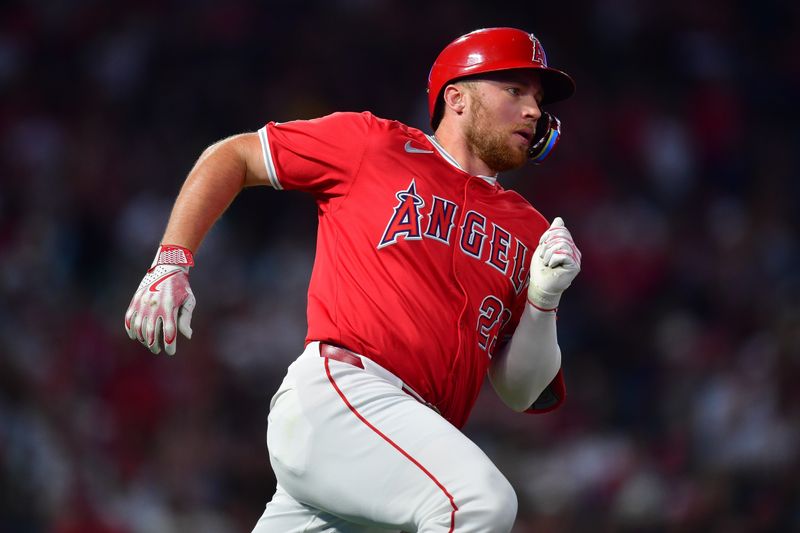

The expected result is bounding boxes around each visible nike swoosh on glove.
[124,244,196,355]
[528,217,582,311]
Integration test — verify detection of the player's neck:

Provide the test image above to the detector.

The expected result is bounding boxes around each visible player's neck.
[432,125,497,177]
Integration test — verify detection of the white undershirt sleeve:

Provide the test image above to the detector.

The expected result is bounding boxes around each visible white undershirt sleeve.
[257,125,283,190]
[488,303,561,412]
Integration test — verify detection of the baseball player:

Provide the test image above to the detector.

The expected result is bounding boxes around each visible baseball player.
[125,27,581,532]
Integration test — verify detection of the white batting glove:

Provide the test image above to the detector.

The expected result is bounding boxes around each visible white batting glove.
[124,244,196,355]
[528,217,581,311]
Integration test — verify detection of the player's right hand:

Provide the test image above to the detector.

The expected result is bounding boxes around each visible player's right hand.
[124,244,196,355]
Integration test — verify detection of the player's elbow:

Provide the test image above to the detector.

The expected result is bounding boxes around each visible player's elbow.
[489,353,561,412]
[505,394,538,413]
[508,376,557,412]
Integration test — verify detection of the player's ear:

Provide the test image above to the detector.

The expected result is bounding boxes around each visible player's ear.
[442,83,468,116]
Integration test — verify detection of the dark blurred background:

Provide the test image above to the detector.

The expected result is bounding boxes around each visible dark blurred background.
[1,1,798,532]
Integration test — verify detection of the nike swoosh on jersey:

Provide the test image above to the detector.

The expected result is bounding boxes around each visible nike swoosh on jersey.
[404,140,434,154]
[149,270,181,292]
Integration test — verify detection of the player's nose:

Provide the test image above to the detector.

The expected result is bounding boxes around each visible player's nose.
[522,97,542,121]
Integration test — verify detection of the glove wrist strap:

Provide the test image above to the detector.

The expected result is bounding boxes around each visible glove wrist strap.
[527,290,560,312]
[527,298,558,313]
[151,244,195,269]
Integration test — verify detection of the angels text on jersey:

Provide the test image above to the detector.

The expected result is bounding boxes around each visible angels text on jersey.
[378,179,530,296]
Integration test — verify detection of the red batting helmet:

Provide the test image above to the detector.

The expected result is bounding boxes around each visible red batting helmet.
[427,27,575,129]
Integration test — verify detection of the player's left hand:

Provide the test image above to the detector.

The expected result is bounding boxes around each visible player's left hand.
[124,244,196,355]
[528,217,581,311]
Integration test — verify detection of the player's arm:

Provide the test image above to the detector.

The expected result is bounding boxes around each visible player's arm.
[488,217,581,412]
[124,132,269,356]
[489,306,561,412]
[162,132,270,250]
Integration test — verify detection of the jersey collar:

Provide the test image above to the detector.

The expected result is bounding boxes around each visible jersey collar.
[425,134,498,185]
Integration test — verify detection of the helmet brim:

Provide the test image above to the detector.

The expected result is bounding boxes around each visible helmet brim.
[445,64,575,106]
[537,67,576,105]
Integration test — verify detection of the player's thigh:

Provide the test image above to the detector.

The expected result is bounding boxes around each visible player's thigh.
[268,352,512,531]
[252,484,399,533]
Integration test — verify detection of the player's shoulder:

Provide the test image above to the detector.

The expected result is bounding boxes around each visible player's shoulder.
[496,188,550,239]
[272,110,418,132]
[334,111,425,137]
[271,111,393,140]
[308,111,420,136]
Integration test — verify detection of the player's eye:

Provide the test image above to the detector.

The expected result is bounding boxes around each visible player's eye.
[506,87,521,96]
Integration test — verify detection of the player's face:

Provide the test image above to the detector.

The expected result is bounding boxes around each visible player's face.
[462,71,544,173]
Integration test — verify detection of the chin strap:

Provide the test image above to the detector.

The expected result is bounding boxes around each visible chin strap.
[528,112,562,164]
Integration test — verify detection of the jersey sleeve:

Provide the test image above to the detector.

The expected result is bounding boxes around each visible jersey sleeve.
[257,111,372,198]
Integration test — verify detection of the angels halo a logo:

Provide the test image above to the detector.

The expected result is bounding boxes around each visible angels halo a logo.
[529,33,547,65]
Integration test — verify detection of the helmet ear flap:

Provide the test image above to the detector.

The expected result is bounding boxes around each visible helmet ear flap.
[528,112,562,164]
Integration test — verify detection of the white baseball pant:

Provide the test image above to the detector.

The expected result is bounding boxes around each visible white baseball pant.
[251,342,517,532]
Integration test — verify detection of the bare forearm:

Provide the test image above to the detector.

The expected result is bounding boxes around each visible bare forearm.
[162,137,250,251]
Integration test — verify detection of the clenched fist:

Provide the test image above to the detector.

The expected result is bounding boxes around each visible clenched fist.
[528,217,581,311]
[124,244,196,355]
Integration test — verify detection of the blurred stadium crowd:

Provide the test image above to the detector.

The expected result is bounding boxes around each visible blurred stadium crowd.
[1,0,798,531]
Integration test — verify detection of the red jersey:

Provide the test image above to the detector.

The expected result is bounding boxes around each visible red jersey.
[259,111,563,427]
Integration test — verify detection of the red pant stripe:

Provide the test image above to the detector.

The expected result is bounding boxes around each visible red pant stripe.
[324,358,458,532]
